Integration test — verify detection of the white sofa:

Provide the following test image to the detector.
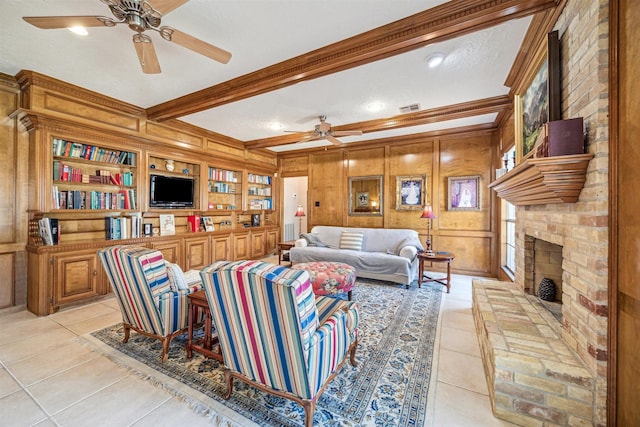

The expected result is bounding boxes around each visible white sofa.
[290,225,424,288]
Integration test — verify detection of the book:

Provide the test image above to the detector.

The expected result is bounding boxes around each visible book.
[159,214,176,236]
[187,215,201,232]
[201,216,214,232]
[38,218,53,245]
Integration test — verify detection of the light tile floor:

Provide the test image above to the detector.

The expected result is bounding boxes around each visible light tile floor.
[0,259,517,426]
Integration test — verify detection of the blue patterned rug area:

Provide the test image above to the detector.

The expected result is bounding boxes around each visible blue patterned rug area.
[89,279,443,426]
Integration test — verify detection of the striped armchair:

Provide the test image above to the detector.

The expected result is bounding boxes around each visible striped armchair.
[200,260,359,427]
[98,245,204,362]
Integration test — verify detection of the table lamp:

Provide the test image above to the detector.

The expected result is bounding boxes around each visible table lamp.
[420,204,435,256]
[295,205,306,237]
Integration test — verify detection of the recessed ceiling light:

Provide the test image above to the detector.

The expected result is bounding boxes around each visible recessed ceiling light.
[268,122,284,131]
[425,52,445,68]
[67,26,88,36]
[366,101,385,112]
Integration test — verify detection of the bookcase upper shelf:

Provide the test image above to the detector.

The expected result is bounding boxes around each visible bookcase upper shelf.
[488,154,594,205]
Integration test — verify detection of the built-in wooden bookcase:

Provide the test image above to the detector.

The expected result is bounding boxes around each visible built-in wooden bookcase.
[51,138,138,211]
[207,166,242,211]
[246,172,273,210]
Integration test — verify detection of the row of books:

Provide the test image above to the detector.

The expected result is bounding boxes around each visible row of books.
[247,174,271,185]
[105,213,143,240]
[52,186,137,210]
[53,161,134,186]
[208,168,239,182]
[208,182,237,194]
[52,138,136,166]
[248,186,271,196]
[38,217,59,245]
[248,198,273,210]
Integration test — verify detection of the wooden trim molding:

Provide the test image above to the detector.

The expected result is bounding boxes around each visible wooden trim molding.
[147,0,559,122]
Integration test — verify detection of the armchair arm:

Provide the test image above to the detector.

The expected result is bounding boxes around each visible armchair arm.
[295,238,308,247]
[305,310,350,396]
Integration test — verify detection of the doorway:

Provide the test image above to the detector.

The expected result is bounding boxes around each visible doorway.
[283,176,308,241]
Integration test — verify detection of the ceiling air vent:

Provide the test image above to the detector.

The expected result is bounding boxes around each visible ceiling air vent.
[399,103,421,113]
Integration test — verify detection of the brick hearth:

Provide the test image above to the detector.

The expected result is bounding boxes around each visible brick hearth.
[472,280,595,426]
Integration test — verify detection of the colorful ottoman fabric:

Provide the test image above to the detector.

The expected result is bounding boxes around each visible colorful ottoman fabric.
[292,261,356,300]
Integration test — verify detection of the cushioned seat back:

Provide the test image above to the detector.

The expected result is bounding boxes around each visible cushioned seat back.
[98,245,167,336]
[311,225,421,253]
[200,260,318,397]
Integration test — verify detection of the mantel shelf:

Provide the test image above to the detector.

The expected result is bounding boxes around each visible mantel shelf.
[488,154,594,206]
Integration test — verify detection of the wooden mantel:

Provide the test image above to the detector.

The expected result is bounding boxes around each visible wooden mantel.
[488,154,594,205]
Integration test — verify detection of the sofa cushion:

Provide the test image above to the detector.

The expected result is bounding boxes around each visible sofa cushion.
[339,231,364,251]
[135,250,171,297]
[165,261,188,291]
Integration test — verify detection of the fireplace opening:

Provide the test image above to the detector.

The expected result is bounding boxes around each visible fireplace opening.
[524,235,563,323]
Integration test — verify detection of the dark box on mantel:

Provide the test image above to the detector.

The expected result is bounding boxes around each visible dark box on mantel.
[547,117,584,156]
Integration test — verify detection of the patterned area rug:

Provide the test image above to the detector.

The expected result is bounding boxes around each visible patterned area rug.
[87,279,443,426]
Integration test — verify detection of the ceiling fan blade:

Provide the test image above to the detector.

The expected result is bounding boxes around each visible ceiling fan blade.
[150,0,190,15]
[160,27,231,64]
[133,34,161,74]
[325,135,343,145]
[332,130,363,136]
[23,16,108,29]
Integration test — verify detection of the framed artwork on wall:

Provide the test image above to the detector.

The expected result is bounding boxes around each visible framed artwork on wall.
[395,175,426,210]
[448,175,480,211]
[515,30,561,164]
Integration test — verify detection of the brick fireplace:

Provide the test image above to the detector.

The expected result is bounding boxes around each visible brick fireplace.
[524,236,563,322]
[473,0,610,425]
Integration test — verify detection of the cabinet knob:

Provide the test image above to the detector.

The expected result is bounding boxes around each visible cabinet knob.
[93,270,97,276]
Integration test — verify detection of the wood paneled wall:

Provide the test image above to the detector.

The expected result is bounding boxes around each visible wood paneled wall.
[280,130,498,277]
[0,74,28,309]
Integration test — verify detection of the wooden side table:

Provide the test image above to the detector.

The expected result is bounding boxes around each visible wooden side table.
[417,252,455,293]
[186,290,223,362]
[277,240,296,265]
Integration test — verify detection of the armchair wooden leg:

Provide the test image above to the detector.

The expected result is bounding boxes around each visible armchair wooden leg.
[302,400,317,427]
[223,369,234,400]
[122,323,131,343]
[349,338,358,367]
[161,337,172,363]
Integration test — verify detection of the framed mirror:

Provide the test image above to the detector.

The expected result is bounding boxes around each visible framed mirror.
[348,175,383,216]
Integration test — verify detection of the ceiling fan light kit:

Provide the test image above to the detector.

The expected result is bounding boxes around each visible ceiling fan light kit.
[23,0,231,74]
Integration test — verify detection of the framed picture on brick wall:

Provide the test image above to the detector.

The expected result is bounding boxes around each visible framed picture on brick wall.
[514,30,561,164]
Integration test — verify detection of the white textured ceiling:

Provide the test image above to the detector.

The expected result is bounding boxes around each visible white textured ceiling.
[0,0,531,152]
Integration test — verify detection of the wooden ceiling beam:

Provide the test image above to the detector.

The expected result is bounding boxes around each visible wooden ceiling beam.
[244,95,511,150]
[147,0,558,121]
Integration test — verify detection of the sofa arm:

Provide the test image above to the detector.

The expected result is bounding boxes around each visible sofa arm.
[295,238,308,247]
[399,245,418,261]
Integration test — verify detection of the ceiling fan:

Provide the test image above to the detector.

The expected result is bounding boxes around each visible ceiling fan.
[22,0,231,74]
[288,115,363,145]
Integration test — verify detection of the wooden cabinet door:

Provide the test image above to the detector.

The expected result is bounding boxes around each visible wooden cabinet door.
[266,228,278,254]
[251,230,266,258]
[150,239,183,266]
[212,234,231,261]
[53,251,101,307]
[185,236,211,270]
[233,232,251,260]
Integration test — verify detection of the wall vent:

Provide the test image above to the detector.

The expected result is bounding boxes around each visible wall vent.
[399,103,421,113]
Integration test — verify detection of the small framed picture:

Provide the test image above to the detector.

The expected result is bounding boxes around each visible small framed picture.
[395,175,426,210]
[447,175,481,211]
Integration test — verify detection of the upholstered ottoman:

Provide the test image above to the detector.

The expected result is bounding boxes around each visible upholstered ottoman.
[291,261,356,300]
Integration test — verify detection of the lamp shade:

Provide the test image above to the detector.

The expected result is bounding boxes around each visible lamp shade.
[420,204,435,219]
[295,205,306,217]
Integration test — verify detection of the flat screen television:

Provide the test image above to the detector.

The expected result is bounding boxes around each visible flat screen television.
[149,174,195,208]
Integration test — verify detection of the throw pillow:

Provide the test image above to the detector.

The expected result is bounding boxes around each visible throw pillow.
[301,232,328,247]
[165,261,188,291]
[339,231,364,251]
